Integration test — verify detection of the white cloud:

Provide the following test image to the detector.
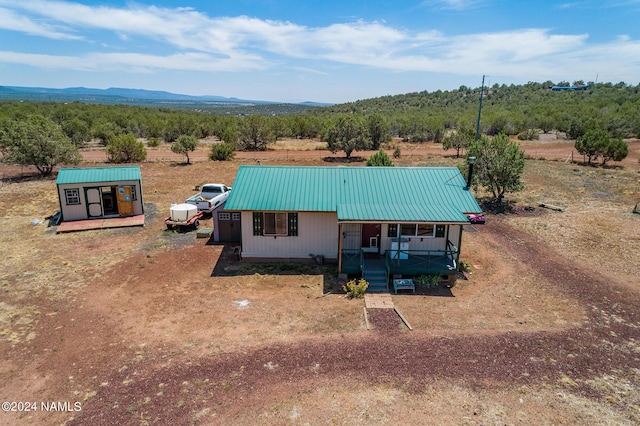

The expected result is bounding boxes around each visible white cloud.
[0,0,639,87]
[421,0,487,11]
[0,6,81,39]
[0,49,269,73]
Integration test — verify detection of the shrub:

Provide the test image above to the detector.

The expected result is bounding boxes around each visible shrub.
[366,148,394,166]
[105,134,147,163]
[171,134,198,164]
[517,129,540,140]
[343,278,368,299]
[414,274,441,289]
[459,261,471,272]
[393,146,401,158]
[147,137,161,148]
[209,142,236,161]
[600,137,628,167]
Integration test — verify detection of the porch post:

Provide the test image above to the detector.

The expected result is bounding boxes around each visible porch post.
[338,222,343,274]
[456,224,463,265]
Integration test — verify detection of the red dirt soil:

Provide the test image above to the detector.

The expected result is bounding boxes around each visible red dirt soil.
[78,139,640,166]
[2,140,639,425]
[58,216,640,425]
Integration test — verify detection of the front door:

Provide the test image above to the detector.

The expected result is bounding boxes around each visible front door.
[116,186,134,216]
[361,223,380,253]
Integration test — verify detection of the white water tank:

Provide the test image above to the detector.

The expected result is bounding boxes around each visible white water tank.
[390,238,409,260]
[170,203,198,222]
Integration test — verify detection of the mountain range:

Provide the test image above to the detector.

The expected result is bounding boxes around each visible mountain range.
[0,86,332,109]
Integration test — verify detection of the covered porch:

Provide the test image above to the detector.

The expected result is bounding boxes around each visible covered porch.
[336,202,470,292]
[340,243,459,275]
[339,239,460,292]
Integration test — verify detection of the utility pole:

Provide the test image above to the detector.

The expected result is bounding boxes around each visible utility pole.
[475,75,485,142]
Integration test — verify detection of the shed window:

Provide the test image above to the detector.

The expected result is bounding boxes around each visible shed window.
[435,225,446,238]
[387,224,398,238]
[64,188,80,205]
[219,212,230,220]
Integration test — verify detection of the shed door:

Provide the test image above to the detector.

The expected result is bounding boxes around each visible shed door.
[117,186,134,216]
[86,188,103,217]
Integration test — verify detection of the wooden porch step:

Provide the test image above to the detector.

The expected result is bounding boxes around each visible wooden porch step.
[363,264,388,292]
[364,276,389,292]
[367,284,389,293]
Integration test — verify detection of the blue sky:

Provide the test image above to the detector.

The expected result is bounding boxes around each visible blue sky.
[1,0,640,103]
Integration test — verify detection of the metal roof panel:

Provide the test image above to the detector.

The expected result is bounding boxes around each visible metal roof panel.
[225,165,482,221]
[56,166,141,185]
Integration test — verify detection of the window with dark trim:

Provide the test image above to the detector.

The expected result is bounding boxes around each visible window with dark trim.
[264,212,287,235]
[64,188,80,205]
[387,224,398,238]
[400,223,436,238]
[417,224,434,236]
[435,224,446,238]
[253,212,298,236]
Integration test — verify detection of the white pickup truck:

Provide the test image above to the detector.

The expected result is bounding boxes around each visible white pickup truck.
[185,183,231,213]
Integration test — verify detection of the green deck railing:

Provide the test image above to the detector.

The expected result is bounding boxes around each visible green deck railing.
[385,240,459,276]
[341,240,459,276]
[340,249,362,274]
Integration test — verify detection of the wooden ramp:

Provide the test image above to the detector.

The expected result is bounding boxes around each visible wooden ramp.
[364,293,394,309]
[364,294,413,331]
[56,215,145,233]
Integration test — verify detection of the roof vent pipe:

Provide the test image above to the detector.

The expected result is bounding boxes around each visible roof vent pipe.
[465,156,476,190]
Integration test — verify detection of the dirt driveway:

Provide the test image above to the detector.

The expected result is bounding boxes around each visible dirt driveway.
[1,140,639,425]
[64,217,640,425]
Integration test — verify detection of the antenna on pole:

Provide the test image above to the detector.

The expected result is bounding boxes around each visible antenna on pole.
[475,75,485,142]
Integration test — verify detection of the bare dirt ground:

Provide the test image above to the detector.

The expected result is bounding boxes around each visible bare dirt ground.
[1,137,639,425]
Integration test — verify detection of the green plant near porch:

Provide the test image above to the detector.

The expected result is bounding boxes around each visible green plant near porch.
[414,274,441,289]
[343,278,369,299]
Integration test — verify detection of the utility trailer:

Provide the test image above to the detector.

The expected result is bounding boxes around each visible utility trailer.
[165,203,203,231]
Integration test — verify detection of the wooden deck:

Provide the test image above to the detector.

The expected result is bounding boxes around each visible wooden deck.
[341,250,458,277]
[56,215,145,233]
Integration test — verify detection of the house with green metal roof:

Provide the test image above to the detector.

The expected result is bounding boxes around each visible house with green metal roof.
[56,166,144,223]
[224,165,482,291]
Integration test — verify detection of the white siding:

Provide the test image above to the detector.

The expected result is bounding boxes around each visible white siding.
[240,211,338,259]
[57,181,143,221]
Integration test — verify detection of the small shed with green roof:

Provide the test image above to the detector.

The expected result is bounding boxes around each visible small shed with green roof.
[56,166,144,222]
[224,165,482,290]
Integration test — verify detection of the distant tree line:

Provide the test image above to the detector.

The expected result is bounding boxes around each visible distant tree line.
[1,81,638,173]
[316,81,640,142]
